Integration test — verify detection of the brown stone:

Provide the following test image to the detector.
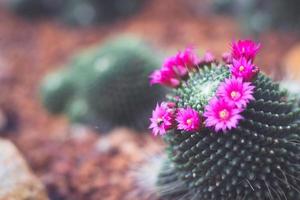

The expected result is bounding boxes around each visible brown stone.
[0,139,48,200]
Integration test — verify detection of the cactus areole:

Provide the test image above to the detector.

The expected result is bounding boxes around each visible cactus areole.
[149,40,300,199]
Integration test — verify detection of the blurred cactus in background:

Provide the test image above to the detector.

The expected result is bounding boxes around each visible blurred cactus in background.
[212,0,300,35]
[5,0,145,25]
[40,36,165,132]
[148,40,300,199]
[5,0,64,18]
[40,70,75,114]
[60,0,145,26]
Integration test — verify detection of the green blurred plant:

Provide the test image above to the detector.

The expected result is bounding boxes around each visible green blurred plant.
[212,0,300,35]
[157,64,300,199]
[147,40,300,199]
[61,0,145,26]
[40,36,165,132]
[6,0,145,25]
[6,0,64,18]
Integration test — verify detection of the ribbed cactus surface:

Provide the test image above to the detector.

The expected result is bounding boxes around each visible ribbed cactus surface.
[157,64,300,199]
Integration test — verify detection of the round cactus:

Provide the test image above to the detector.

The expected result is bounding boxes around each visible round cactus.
[40,36,165,132]
[60,0,145,26]
[211,0,300,34]
[149,40,300,199]
[6,0,145,25]
[6,0,64,18]
[40,70,75,114]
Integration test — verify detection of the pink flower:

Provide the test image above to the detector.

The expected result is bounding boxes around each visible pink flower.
[217,77,255,108]
[149,67,180,88]
[199,51,216,65]
[222,52,232,64]
[175,47,200,70]
[162,101,176,109]
[163,56,188,77]
[204,98,243,133]
[149,47,200,87]
[231,39,260,61]
[230,57,258,81]
[176,107,201,132]
[149,103,174,136]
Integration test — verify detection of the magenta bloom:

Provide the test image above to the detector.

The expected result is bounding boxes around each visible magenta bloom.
[230,57,258,81]
[162,101,176,109]
[176,108,201,132]
[149,67,180,88]
[231,39,260,61]
[204,98,243,133]
[222,52,232,64]
[217,77,255,108]
[149,47,200,86]
[163,56,188,77]
[200,51,216,65]
[149,103,174,136]
[176,47,200,70]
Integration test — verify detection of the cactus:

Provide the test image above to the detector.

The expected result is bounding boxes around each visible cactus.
[60,0,145,26]
[149,40,300,199]
[5,0,64,18]
[211,0,300,35]
[40,70,75,114]
[40,36,165,132]
[6,0,145,25]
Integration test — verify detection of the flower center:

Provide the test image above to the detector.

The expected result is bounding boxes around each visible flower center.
[219,109,229,120]
[186,118,193,125]
[230,90,241,100]
[239,65,245,72]
[157,117,163,126]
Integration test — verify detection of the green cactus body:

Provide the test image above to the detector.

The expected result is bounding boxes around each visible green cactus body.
[156,64,300,199]
[40,36,165,132]
[40,70,75,114]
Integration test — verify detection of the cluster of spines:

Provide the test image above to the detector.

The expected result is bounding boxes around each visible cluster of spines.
[174,64,230,110]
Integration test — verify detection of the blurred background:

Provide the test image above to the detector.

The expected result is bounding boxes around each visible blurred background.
[0,0,299,199]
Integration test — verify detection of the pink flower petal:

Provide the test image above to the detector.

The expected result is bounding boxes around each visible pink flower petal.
[230,57,258,81]
[231,39,261,61]
[176,107,201,132]
[204,98,243,133]
[149,102,175,136]
[217,77,255,108]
